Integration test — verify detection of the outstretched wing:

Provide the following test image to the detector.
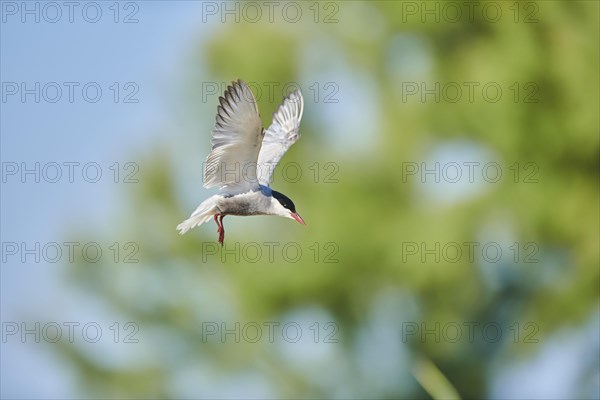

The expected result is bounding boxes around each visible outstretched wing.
[203,80,264,193]
[256,89,304,187]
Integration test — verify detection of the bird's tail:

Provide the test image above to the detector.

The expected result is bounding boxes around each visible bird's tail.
[177,196,218,235]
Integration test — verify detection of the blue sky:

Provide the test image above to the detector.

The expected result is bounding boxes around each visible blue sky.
[1,3,209,397]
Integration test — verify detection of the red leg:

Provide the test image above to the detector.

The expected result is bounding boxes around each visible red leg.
[218,215,225,246]
[214,213,224,245]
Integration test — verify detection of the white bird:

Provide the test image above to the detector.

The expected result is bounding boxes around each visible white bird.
[177,79,305,245]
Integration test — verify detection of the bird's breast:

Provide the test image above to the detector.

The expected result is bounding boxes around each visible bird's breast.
[217,192,270,216]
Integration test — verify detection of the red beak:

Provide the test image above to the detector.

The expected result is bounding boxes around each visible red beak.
[291,212,306,225]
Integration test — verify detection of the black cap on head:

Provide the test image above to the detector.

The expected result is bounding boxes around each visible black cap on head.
[271,190,296,213]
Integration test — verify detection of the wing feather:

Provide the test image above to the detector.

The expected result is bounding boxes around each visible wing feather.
[203,79,264,193]
[257,90,304,186]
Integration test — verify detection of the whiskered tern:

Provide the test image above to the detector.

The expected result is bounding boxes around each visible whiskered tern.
[177,79,305,245]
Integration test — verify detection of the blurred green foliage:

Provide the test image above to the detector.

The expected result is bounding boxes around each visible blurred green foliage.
[63,1,598,398]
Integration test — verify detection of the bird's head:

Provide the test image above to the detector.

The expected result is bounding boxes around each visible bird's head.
[271,190,305,225]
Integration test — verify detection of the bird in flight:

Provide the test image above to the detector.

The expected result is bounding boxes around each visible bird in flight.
[177,79,305,245]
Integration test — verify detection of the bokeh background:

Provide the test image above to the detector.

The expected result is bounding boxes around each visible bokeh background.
[1,1,599,398]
